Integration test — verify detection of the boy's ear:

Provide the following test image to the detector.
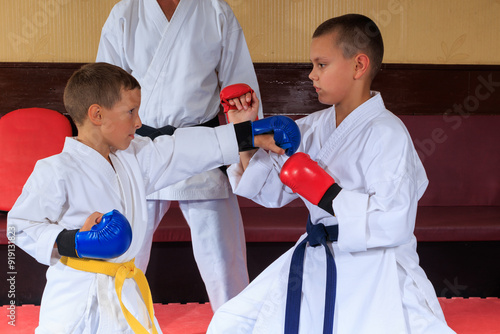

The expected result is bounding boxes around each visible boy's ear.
[353,53,370,80]
[88,104,103,125]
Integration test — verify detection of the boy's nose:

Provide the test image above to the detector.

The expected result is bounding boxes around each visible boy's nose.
[308,69,317,81]
[135,115,142,129]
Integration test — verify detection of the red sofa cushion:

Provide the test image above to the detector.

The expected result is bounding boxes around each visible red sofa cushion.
[0,108,72,211]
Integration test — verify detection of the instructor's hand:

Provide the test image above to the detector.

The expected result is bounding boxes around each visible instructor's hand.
[221,83,259,123]
[226,91,259,124]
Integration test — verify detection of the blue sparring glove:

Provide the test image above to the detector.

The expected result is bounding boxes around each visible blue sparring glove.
[74,210,133,259]
[252,116,301,156]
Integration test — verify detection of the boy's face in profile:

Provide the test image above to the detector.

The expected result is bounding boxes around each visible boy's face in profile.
[100,88,142,151]
[309,32,355,106]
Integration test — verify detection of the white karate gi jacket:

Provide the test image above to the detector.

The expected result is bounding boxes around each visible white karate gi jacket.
[96,0,262,200]
[208,93,456,333]
[7,125,239,334]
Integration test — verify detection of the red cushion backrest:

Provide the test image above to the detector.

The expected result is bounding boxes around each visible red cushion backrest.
[399,115,500,206]
[0,108,73,211]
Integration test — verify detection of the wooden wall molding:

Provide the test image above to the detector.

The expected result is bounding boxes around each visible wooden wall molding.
[1,62,499,118]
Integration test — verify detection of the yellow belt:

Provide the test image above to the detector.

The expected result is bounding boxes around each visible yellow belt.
[60,256,158,334]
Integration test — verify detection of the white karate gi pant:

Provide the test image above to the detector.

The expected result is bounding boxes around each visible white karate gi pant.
[136,193,249,311]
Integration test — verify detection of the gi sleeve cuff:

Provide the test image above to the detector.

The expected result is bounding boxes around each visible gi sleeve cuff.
[333,189,369,252]
[214,123,240,165]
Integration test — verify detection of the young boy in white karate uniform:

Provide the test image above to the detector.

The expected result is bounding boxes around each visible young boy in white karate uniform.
[209,14,456,333]
[7,62,298,333]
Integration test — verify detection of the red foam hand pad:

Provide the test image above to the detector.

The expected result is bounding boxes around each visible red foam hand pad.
[220,83,254,114]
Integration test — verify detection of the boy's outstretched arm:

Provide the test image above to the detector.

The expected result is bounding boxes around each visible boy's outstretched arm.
[233,116,300,170]
[221,84,301,170]
[240,134,281,170]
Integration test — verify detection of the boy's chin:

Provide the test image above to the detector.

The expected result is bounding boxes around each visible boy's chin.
[318,95,334,106]
[112,142,132,151]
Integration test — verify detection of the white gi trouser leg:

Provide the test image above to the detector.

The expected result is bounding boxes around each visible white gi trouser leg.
[135,200,171,273]
[179,192,249,311]
[135,194,249,311]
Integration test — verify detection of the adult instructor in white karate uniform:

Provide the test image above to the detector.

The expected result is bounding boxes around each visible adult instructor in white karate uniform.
[96,0,262,311]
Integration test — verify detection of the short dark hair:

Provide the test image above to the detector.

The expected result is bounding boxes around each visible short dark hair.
[63,62,141,125]
[313,14,384,80]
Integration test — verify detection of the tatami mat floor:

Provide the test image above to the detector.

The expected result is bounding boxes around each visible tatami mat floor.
[2,298,500,333]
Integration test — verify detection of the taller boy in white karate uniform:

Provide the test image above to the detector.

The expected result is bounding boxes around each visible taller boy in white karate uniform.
[7,62,299,333]
[96,0,261,311]
[209,14,456,333]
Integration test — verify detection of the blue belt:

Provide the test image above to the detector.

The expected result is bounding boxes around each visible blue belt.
[284,216,338,334]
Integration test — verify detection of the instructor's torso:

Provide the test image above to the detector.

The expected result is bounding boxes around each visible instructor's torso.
[116,0,225,128]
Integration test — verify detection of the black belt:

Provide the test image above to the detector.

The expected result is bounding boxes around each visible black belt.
[136,115,220,140]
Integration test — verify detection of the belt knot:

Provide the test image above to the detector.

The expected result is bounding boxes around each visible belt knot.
[306,221,339,247]
[60,256,158,334]
[119,261,138,279]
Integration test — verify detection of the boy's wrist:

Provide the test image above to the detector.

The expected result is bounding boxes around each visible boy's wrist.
[233,121,255,151]
[227,111,254,124]
[56,229,78,257]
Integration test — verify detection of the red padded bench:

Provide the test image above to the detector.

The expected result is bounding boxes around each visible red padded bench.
[2,115,500,244]
[406,115,500,241]
[1,115,499,245]
[152,114,500,244]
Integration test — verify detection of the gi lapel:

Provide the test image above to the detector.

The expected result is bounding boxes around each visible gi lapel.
[316,93,382,167]
[140,0,197,112]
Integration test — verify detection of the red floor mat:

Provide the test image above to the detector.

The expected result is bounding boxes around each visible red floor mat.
[155,303,213,334]
[1,298,499,333]
[439,298,500,334]
[0,303,213,334]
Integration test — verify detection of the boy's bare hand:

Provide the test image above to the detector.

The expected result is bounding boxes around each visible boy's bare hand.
[226,91,260,124]
[254,134,286,155]
[81,212,103,232]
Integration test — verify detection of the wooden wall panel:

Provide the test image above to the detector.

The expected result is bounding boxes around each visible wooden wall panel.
[1,63,499,119]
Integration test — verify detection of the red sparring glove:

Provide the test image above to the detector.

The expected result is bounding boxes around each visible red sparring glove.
[280,152,341,216]
[220,83,254,114]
